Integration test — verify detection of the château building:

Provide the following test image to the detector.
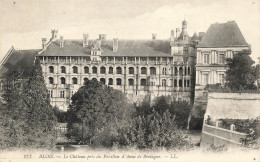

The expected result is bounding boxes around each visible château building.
[0,20,250,111]
[195,21,250,86]
[37,20,198,111]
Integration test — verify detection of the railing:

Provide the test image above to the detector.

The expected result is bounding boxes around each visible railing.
[201,122,247,147]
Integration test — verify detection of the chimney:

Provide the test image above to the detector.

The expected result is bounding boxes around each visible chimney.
[60,36,64,48]
[176,28,180,38]
[152,33,157,40]
[42,38,47,49]
[99,34,106,40]
[96,39,101,48]
[83,33,89,47]
[113,38,118,52]
[51,29,58,40]
[171,30,174,37]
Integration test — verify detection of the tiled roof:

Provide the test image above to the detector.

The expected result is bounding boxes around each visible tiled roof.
[0,49,40,78]
[197,21,249,48]
[205,93,260,121]
[38,39,172,57]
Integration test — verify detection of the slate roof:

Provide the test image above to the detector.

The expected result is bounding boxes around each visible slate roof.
[205,93,260,121]
[197,21,249,48]
[0,48,40,78]
[38,39,172,57]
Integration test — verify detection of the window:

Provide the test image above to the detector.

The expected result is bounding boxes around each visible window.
[92,67,97,74]
[48,90,53,98]
[219,54,225,64]
[116,67,122,74]
[203,54,209,64]
[184,80,187,87]
[60,77,66,84]
[179,79,183,87]
[162,67,167,75]
[116,78,121,85]
[204,74,209,85]
[108,78,113,85]
[73,66,78,73]
[129,67,134,74]
[61,66,66,73]
[60,91,65,98]
[162,79,166,87]
[179,67,183,75]
[219,74,225,85]
[187,80,190,87]
[174,67,178,75]
[84,66,89,73]
[48,77,54,84]
[100,67,106,74]
[150,67,156,75]
[100,78,105,84]
[49,66,54,73]
[188,67,191,75]
[141,79,146,86]
[128,79,134,86]
[72,77,78,84]
[141,67,147,74]
[84,77,88,83]
[109,67,113,74]
[174,79,177,87]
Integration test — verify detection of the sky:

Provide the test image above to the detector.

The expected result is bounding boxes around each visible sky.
[0,0,260,63]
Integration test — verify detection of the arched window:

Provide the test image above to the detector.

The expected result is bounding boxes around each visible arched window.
[129,67,134,74]
[150,67,156,75]
[49,77,54,84]
[100,78,106,84]
[179,79,183,87]
[83,77,88,84]
[162,67,167,75]
[73,66,78,73]
[141,67,147,74]
[92,67,97,74]
[72,77,78,84]
[162,79,166,87]
[174,67,178,75]
[108,78,113,85]
[141,79,146,86]
[116,67,122,74]
[61,66,66,73]
[84,66,89,73]
[109,67,113,74]
[100,67,106,74]
[184,66,187,75]
[128,79,134,86]
[188,67,191,75]
[179,67,183,75]
[49,66,54,73]
[187,80,190,87]
[174,79,177,87]
[60,77,66,84]
[116,78,121,85]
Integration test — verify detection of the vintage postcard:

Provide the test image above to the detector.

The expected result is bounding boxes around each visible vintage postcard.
[0,0,260,161]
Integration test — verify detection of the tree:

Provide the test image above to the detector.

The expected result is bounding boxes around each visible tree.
[124,110,189,150]
[152,96,170,115]
[0,57,57,149]
[225,50,256,90]
[67,78,134,146]
[169,100,191,129]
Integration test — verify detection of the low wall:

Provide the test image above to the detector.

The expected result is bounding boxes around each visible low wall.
[201,123,247,148]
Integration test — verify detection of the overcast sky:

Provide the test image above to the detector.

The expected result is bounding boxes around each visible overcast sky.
[0,0,259,63]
